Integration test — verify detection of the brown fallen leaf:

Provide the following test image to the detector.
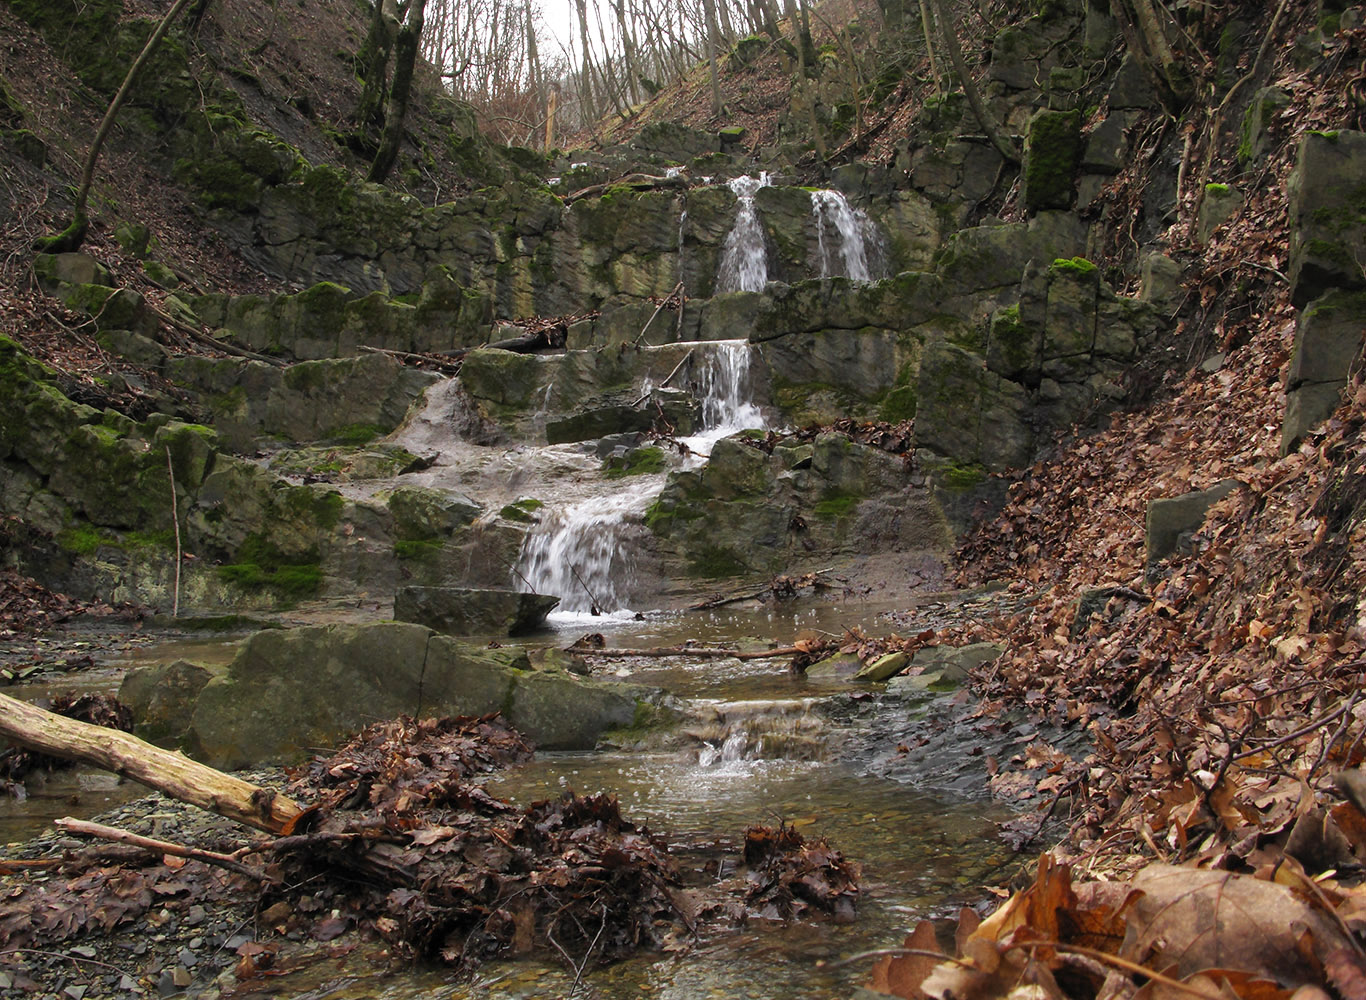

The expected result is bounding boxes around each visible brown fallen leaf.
[1120,865,1352,986]
[868,919,945,999]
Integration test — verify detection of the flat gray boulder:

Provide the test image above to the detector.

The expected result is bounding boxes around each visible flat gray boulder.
[182,622,657,768]
[394,586,559,635]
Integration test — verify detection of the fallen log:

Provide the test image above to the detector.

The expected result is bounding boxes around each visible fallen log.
[0,692,302,835]
[565,171,688,203]
[571,644,805,660]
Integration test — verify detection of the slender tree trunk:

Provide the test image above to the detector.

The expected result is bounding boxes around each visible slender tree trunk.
[525,1,546,147]
[1117,0,1193,108]
[368,0,427,183]
[43,0,196,253]
[575,0,597,121]
[545,83,559,150]
[928,0,1018,163]
[705,0,724,116]
[357,0,400,135]
[918,0,942,96]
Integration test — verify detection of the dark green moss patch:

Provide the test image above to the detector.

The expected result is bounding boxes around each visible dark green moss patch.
[937,462,988,490]
[332,423,386,445]
[813,494,860,519]
[57,524,115,556]
[394,539,444,560]
[500,498,545,523]
[217,534,323,598]
[687,545,748,578]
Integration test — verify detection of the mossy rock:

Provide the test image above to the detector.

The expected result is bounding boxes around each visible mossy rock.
[603,446,666,479]
[1022,109,1083,212]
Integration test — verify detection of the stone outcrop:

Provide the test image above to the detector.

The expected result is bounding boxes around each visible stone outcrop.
[393,586,559,636]
[1145,479,1243,567]
[1287,130,1366,309]
[170,353,438,453]
[183,271,494,362]
[1282,130,1366,451]
[646,432,952,579]
[182,623,660,768]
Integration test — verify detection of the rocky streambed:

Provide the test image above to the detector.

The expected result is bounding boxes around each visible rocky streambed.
[0,591,1038,1000]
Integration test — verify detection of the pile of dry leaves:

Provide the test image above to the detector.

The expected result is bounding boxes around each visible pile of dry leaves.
[2,713,864,978]
[742,823,860,923]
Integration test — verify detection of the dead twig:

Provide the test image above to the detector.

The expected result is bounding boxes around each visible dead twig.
[54,817,266,881]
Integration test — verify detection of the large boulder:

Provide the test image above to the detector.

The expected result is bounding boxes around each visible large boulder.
[1145,479,1243,567]
[1287,130,1366,308]
[1282,290,1366,451]
[170,352,438,453]
[393,586,560,635]
[119,659,215,746]
[185,623,659,767]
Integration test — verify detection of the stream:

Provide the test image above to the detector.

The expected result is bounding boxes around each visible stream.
[1,604,1022,1000]
[1,179,1020,997]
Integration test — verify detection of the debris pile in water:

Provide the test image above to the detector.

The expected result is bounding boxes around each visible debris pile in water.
[741,822,860,923]
[272,714,690,967]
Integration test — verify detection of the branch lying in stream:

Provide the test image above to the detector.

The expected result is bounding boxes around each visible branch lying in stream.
[571,644,808,660]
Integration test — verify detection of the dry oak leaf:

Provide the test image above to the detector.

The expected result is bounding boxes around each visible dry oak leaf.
[1120,865,1352,987]
[868,918,945,999]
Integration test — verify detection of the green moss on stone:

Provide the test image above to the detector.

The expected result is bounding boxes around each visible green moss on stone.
[813,494,860,519]
[603,446,666,479]
[57,524,114,555]
[332,423,386,445]
[878,385,918,422]
[1023,109,1083,212]
[1050,256,1098,275]
[938,462,988,490]
[217,533,323,598]
[394,538,444,559]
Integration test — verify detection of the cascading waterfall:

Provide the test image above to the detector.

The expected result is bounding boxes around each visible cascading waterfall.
[516,339,766,616]
[810,188,882,281]
[715,173,771,293]
[682,339,765,454]
[514,479,656,617]
[689,699,826,767]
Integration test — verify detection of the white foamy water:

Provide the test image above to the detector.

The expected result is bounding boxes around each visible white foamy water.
[515,476,660,615]
[810,188,883,281]
[516,340,767,614]
[677,339,765,457]
[715,173,771,293]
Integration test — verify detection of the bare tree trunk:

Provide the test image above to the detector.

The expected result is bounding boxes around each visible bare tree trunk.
[928,0,1018,163]
[783,0,826,158]
[545,82,559,149]
[575,0,597,121]
[610,0,641,105]
[1116,0,1193,108]
[918,0,943,96]
[368,0,427,183]
[0,692,303,835]
[705,0,724,116]
[357,0,401,136]
[42,0,196,254]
